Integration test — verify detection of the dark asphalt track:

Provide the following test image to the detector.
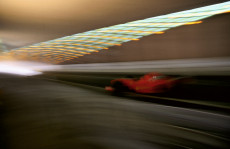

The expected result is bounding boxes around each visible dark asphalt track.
[0,73,230,149]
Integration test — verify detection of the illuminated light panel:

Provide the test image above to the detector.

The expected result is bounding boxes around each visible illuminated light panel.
[223,4,230,8]
[1,1,229,64]
[169,9,230,18]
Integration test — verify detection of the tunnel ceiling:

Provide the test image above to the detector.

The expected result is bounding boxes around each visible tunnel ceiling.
[0,0,229,64]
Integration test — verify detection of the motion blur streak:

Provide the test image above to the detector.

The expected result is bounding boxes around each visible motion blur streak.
[0,61,52,76]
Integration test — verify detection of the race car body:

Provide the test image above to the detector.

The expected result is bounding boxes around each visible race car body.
[105,72,180,94]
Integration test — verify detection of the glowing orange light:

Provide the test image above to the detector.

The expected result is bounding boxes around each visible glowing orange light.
[224,10,230,13]
[185,21,202,25]
[64,57,76,61]
[154,32,164,34]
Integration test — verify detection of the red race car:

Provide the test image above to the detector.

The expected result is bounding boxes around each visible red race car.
[105,72,183,94]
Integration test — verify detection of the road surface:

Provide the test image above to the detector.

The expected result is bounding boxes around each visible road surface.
[0,73,229,149]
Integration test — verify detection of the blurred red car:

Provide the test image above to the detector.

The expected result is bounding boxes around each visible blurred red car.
[105,72,182,94]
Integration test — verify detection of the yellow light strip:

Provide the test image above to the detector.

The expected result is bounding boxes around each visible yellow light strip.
[27,45,100,52]
[185,21,202,25]
[126,21,202,26]
[47,53,83,56]
[65,50,88,54]
[74,35,139,41]
[23,47,93,54]
[64,58,75,61]
[55,40,121,46]
[60,53,84,56]
[96,30,164,34]
[40,43,105,49]
[24,47,57,50]
[38,47,89,54]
